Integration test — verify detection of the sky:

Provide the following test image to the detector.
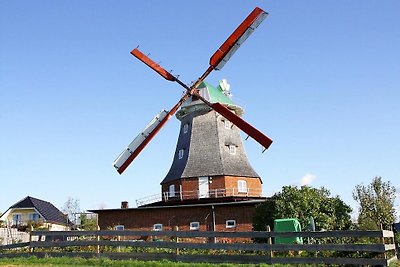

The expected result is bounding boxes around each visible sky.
[1,1,399,219]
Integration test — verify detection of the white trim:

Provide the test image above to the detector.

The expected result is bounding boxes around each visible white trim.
[229,145,236,155]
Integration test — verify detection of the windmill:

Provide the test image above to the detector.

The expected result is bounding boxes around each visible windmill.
[113,7,273,176]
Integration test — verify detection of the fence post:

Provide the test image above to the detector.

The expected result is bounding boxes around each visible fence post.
[96,226,100,254]
[29,225,34,253]
[266,225,273,260]
[174,226,180,257]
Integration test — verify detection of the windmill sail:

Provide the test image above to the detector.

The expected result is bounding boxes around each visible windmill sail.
[113,110,168,173]
[209,7,268,70]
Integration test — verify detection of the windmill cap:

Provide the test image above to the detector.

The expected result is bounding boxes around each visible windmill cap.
[177,80,243,120]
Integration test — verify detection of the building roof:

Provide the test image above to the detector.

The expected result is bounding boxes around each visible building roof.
[4,196,68,225]
[89,199,267,213]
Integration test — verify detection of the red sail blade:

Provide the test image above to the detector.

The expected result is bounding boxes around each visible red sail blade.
[209,7,268,70]
[131,48,176,81]
[114,94,191,174]
[210,102,273,150]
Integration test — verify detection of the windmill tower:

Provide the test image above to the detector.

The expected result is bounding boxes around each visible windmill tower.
[161,80,262,203]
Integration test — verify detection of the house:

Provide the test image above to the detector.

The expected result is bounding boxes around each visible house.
[90,199,265,235]
[0,196,70,231]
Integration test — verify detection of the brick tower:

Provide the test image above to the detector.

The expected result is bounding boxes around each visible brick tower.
[160,80,263,203]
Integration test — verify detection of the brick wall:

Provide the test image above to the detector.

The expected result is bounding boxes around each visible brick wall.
[96,202,260,233]
[161,176,262,200]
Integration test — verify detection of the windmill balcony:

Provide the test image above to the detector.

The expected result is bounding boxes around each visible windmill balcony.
[135,187,263,207]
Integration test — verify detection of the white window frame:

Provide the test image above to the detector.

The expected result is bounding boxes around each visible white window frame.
[226,220,236,229]
[229,145,236,155]
[169,184,175,197]
[153,223,163,231]
[183,124,189,134]
[238,180,248,193]
[190,221,200,230]
[178,149,184,159]
[115,225,125,231]
[12,214,22,225]
[224,120,232,129]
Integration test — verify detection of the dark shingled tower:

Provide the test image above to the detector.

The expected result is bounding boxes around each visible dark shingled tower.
[160,81,263,203]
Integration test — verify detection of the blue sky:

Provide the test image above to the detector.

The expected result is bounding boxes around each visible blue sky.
[1,1,399,218]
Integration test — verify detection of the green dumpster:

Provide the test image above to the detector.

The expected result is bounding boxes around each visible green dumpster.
[274,218,303,244]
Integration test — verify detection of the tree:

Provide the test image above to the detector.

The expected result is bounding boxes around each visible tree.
[353,176,397,230]
[61,197,80,226]
[253,185,352,232]
[79,213,98,230]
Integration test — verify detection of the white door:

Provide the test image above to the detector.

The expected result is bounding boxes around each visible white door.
[198,177,209,198]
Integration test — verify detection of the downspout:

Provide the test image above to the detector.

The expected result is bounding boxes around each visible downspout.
[212,205,216,243]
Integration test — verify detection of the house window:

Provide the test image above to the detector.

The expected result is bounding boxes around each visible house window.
[229,145,236,155]
[153,224,163,231]
[238,180,248,193]
[115,225,125,231]
[226,220,236,229]
[183,124,189,134]
[28,213,40,222]
[169,184,175,197]
[190,222,200,230]
[224,120,232,129]
[178,149,184,159]
[12,214,21,226]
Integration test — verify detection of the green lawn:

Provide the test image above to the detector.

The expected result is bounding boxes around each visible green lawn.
[0,257,304,267]
[0,257,398,267]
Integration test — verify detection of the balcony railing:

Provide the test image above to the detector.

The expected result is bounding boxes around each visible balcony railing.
[136,188,262,207]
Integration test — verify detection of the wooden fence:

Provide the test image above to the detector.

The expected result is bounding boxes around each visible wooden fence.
[0,229,398,266]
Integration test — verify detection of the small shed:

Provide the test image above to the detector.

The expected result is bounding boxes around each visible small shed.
[274,218,303,244]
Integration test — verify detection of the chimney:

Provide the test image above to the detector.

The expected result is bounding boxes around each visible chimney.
[121,201,129,209]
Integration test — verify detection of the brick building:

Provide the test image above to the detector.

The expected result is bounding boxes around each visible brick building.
[92,81,268,234]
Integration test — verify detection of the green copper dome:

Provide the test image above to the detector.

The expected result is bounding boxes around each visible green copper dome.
[176,80,243,120]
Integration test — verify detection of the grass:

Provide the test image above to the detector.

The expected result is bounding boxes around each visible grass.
[0,256,328,267]
[0,257,399,267]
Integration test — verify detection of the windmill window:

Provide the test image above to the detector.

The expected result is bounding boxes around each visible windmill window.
[224,120,232,129]
[229,145,236,155]
[226,220,236,228]
[238,180,248,193]
[153,224,163,231]
[183,124,189,134]
[190,221,200,230]
[169,184,175,197]
[178,149,184,159]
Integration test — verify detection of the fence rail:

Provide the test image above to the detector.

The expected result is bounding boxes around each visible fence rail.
[0,229,398,266]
